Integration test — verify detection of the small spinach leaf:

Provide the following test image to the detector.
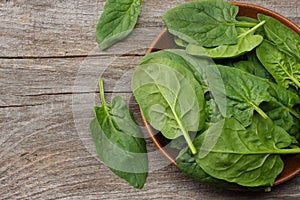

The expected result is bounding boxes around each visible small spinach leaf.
[90,78,148,189]
[96,0,141,50]
[195,116,298,187]
[256,40,300,90]
[162,0,256,47]
[186,21,265,59]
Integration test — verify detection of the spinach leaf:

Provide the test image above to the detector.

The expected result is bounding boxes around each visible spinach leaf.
[207,65,300,128]
[169,136,188,150]
[233,52,274,82]
[162,0,257,47]
[174,37,188,48]
[176,147,238,188]
[90,78,148,189]
[237,16,265,37]
[256,40,300,89]
[132,54,206,154]
[140,49,212,93]
[96,0,141,50]
[258,14,300,61]
[195,115,299,187]
[204,98,223,124]
[263,82,300,138]
[237,16,259,24]
[186,21,265,59]
[207,65,271,127]
[162,50,228,118]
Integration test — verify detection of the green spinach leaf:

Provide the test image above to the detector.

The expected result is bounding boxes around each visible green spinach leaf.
[132,53,206,154]
[140,49,212,93]
[195,116,299,187]
[174,37,188,48]
[162,0,257,47]
[207,65,271,127]
[186,21,265,59]
[176,147,238,188]
[233,52,274,82]
[256,40,300,89]
[263,82,300,137]
[90,78,148,189]
[258,14,300,61]
[96,0,141,50]
[207,65,300,128]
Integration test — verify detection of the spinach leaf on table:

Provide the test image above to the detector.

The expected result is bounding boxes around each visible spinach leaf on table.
[96,0,141,50]
[90,78,148,189]
[162,0,257,48]
[132,53,206,154]
[256,40,300,90]
[258,14,300,62]
[186,21,265,59]
[195,115,299,187]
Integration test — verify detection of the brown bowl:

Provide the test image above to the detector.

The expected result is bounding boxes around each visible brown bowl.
[142,2,300,188]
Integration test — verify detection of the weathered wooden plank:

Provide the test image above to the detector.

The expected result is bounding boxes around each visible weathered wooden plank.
[0,0,299,57]
[0,56,142,107]
[1,93,300,200]
[1,0,300,199]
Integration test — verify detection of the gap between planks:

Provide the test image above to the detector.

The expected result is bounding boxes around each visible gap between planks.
[0,53,145,60]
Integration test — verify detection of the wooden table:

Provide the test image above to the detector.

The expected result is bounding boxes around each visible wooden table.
[1,0,299,199]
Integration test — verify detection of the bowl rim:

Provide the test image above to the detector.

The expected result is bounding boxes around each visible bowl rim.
[142,1,300,188]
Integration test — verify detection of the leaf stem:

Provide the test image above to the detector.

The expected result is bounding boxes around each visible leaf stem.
[289,108,300,121]
[209,147,300,154]
[235,21,258,28]
[175,118,197,155]
[250,102,269,119]
[274,148,300,154]
[290,76,300,90]
[99,78,107,106]
[238,20,266,38]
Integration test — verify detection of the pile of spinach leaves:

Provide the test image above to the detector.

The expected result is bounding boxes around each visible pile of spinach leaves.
[91,0,300,191]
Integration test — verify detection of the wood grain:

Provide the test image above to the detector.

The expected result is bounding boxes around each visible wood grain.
[0,0,299,57]
[0,0,300,199]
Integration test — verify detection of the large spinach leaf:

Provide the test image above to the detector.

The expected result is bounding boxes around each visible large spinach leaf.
[258,14,300,61]
[162,0,256,47]
[256,40,300,89]
[195,115,299,187]
[90,79,148,189]
[140,49,212,93]
[96,0,141,50]
[132,56,206,154]
[186,21,265,59]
